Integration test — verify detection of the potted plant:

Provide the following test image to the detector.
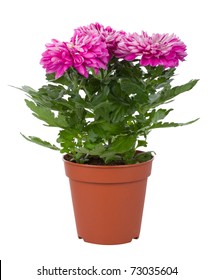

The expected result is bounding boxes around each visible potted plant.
[16,23,198,245]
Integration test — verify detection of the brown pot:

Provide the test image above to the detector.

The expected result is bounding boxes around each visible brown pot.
[63,155,153,245]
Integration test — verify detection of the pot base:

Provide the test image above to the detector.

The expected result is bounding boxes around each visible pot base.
[78,235,138,245]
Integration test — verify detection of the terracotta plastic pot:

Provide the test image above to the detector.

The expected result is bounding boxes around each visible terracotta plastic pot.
[63,155,153,245]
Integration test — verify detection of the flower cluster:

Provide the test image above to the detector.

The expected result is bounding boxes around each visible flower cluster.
[40,23,187,78]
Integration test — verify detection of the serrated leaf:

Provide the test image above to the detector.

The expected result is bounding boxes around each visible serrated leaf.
[25,99,68,128]
[110,105,126,123]
[57,129,78,142]
[115,60,143,79]
[93,101,113,121]
[100,122,122,134]
[86,121,124,140]
[85,77,101,95]
[75,143,106,157]
[169,80,199,97]
[151,108,173,123]
[56,112,70,127]
[22,85,37,94]
[100,150,124,164]
[87,129,98,142]
[25,99,56,125]
[40,84,65,100]
[13,85,36,94]
[122,149,136,164]
[133,151,153,163]
[119,78,147,100]
[109,135,137,153]
[90,85,109,106]
[137,140,148,148]
[21,133,59,150]
[57,129,78,153]
[150,79,199,107]
[150,118,199,129]
[46,72,71,86]
[86,143,106,156]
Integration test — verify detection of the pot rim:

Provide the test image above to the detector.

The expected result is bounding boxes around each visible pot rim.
[63,153,154,169]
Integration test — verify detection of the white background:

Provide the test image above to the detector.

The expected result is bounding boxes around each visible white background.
[0,0,213,279]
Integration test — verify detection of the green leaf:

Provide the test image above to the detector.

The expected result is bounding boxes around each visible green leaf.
[151,108,173,123]
[122,149,136,164]
[10,85,37,95]
[75,143,106,157]
[110,105,126,123]
[86,123,106,139]
[135,109,173,135]
[89,85,110,106]
[150,118,199,129]
[57,129,78,142]
[168,80,199,98]
[21,133,59,150]
[25,99,55,125]
[115,60,143,79]
[133,151,153,163]
[100,151,123,164]
[46,72,71,87]
[93,100,113,121]
[75,147,90,154]
[57,129,78,153]
[119,78,147,100]
[109,135,137,153]
[87,129,98,142]
[137,140,148,148]
[150,79,199,107]
[56,112,70,127]
[85,143,106,156]
[39,84,65,100]
[86,121,124,140]
[85,77,101,95]
[99,121,121,134]
[21,85,37,94]
[25,99,68,128]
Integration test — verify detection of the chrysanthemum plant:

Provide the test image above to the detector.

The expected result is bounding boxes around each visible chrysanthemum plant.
[18,23,198,165]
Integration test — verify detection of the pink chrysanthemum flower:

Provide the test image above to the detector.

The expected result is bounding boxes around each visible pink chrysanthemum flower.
[115,32,187,68]
[40,34,109,79]
[40,39,73,79]
[114,32,150,60]
[74,22,126,54]
[140,33,187,67]
[69,33,109,77]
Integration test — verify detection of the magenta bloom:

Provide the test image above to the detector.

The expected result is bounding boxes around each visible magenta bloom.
[40,33,109,78]
[140,33,187,67]
[115,32,187,68]
[74,22,126,55]
[40,39,73,78]
[114,32,150,60]
[69,33,109,77]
